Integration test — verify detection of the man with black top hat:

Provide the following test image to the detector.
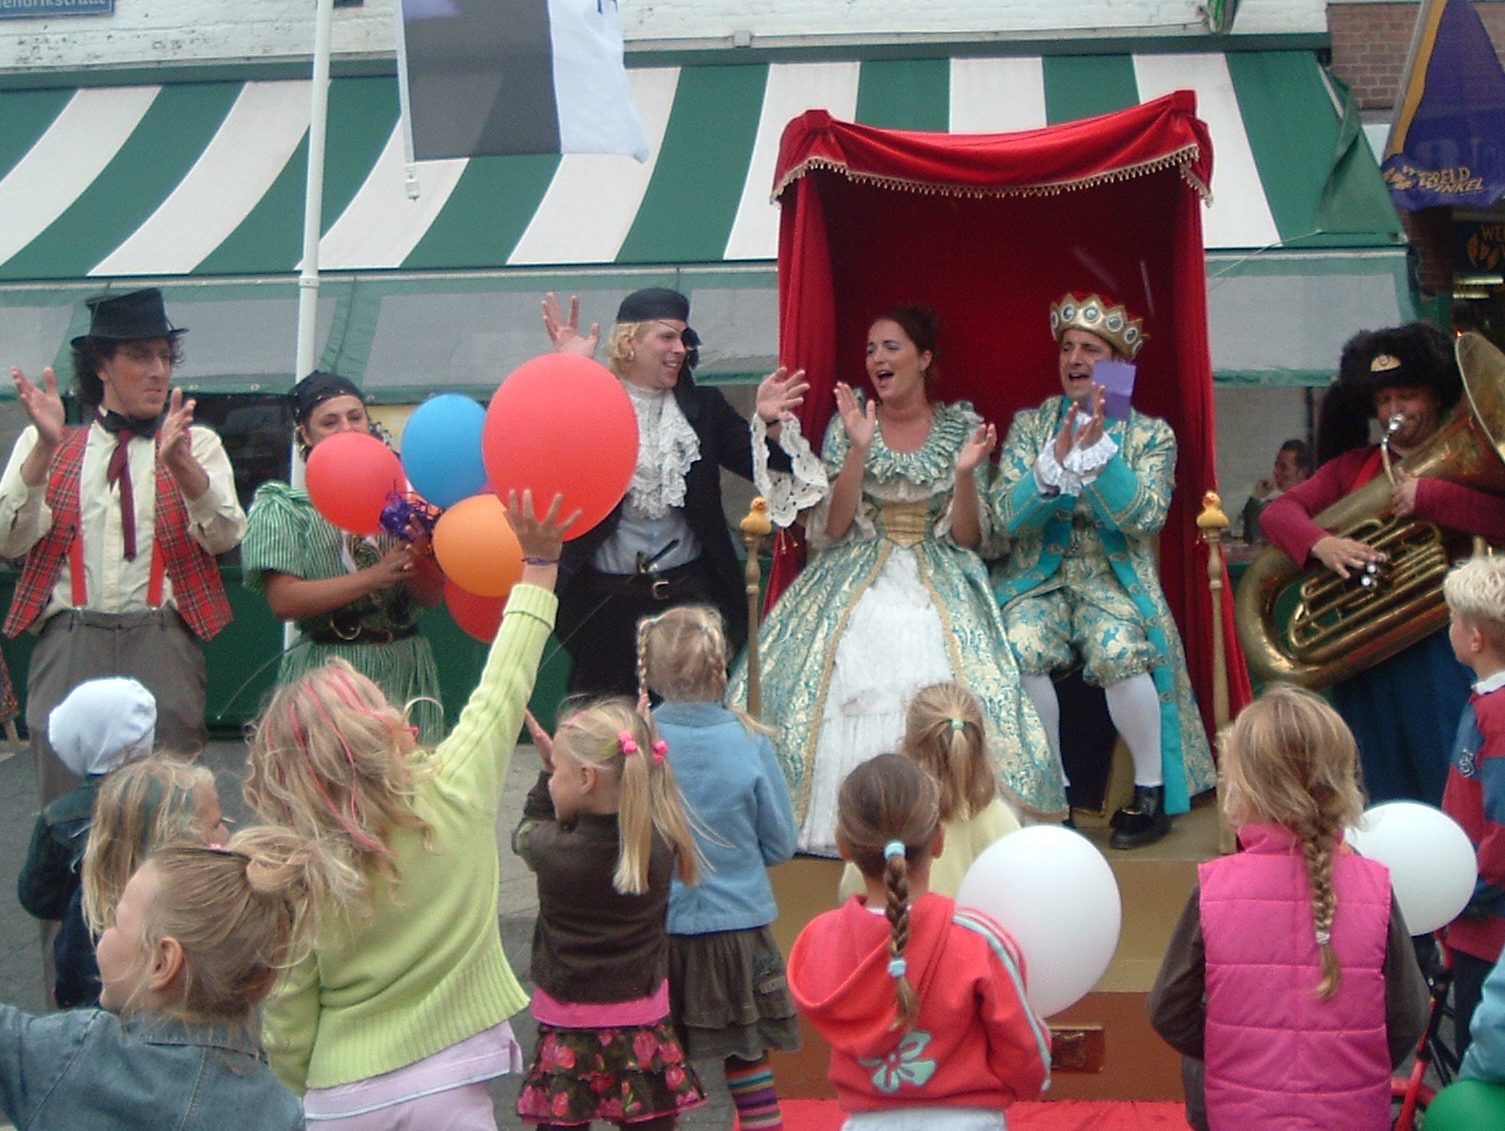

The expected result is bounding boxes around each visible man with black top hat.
[542,288,806,697]
[0,288,246,803]
[1263,322,1505,804]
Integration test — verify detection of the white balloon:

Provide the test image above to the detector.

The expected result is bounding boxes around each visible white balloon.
[1346,801,1476,935]
[956,825,1122,1017]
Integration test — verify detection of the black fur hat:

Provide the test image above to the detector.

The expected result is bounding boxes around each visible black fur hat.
[1315,322,1460,464]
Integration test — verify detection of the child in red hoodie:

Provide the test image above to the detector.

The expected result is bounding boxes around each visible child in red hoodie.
[787,754,1050,1128]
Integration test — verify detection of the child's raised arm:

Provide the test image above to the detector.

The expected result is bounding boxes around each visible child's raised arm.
[511,769,557,873]
[432,491,578,794]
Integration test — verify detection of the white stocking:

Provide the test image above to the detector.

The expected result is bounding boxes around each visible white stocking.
[1104,672,1163,788]
[1021,673,1068,787]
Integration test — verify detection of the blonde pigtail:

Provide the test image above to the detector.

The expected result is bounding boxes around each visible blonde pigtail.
[902,682,996,822]
[648,752,702,886]
[614,721,656,895]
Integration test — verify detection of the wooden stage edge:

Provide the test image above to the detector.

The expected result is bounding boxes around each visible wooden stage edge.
[767,798,1221,1102]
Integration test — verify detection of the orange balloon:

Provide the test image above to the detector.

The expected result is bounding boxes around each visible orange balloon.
[444,578,507,643]
[305,432,405,535]
[482,353,637,540]
[431,494,523,598]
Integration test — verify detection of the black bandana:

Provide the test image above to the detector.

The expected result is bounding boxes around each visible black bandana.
[615,287,690,324]
[289,371,364,424]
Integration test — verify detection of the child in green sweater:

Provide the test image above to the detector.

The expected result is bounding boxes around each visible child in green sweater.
[245,490,575,1130]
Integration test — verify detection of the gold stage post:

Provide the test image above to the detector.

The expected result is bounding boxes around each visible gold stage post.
[740,498,773,719]
[1197,491,1237,854]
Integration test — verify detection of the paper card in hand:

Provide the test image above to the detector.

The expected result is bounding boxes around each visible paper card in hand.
[1094,360,1136,420]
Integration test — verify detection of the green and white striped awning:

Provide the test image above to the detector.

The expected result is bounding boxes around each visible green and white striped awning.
[0,48,1410,394]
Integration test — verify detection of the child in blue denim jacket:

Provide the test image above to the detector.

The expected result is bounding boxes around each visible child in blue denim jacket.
[0,826,327,1131]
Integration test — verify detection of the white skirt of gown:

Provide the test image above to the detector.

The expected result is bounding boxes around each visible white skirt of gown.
[798,547,953,854]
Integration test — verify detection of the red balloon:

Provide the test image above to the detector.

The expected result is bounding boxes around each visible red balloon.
[444,578,507,643]
[432,494,524,598]
[483,354,637,540]
[305,432,404,535]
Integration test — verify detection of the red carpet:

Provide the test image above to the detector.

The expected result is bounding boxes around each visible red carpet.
[778,1099,1193,1129]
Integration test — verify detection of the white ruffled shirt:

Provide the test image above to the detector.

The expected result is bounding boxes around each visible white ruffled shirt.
[591,382,702,575]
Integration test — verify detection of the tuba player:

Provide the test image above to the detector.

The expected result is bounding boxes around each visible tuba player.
[1261,322,1505,805]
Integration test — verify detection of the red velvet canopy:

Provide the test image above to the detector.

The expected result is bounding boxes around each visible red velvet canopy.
[767,90,1251,743]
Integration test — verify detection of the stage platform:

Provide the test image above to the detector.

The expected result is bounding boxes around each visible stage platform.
[767,796,1223,1102]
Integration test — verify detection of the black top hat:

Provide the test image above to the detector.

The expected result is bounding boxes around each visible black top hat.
[70,288,185,348]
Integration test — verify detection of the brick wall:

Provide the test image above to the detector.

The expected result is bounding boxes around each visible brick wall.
[1330,1,1505,110]
[0,0,1326,75]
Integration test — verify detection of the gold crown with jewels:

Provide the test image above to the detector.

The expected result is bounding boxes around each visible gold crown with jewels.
[1049,293,1147,360]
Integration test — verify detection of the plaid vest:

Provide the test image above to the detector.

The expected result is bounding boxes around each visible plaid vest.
[3,427,232,640]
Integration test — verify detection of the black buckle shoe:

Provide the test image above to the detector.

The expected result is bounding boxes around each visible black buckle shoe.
[1109,785,1171,850]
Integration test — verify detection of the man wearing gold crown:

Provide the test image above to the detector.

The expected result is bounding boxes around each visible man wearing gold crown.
[991,294,1215,849]
[1262,322,1505,805]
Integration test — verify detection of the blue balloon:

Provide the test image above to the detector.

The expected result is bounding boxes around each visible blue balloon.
[401,394,488,509]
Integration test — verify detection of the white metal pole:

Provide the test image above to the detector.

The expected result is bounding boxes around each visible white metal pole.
[392,0,421,200]
[295,0,337,386]
[287,0,335,656]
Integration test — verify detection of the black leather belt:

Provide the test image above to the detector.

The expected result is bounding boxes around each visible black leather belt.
[302,623,421,645]
[581,561,704,602]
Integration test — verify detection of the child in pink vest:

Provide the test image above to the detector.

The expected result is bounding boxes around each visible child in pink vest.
[1148,685,1428,1130]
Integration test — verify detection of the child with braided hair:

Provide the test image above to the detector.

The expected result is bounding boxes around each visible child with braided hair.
[637,604,800,1130]
[0,825,330,1130]
[1149,685,1428,1131]
[513,698,708,1128]
[787,753,1049,1129]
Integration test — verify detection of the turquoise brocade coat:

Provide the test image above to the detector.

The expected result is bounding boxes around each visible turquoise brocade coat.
[989,397,1216,815]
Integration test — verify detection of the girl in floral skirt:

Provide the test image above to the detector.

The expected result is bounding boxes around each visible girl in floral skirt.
[514,699,706,1128]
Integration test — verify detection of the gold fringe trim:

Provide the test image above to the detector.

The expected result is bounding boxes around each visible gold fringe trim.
[771,144,1210,205]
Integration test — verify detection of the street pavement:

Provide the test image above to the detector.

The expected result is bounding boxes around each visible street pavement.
[0,738,737,1128]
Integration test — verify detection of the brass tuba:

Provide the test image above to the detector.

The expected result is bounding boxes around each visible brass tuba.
[1236,332,1505,689]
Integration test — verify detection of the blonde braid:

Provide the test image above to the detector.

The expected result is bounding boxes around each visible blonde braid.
[1302,820,1342,999]
[634,614,658,707]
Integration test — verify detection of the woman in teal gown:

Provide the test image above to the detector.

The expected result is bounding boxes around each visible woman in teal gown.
[730,307,1064,854]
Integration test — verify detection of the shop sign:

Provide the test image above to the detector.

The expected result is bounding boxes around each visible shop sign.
[0,0,112,17]
[1456,220,1505,276]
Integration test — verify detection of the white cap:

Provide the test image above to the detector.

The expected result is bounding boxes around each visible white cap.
[48,677,158,777]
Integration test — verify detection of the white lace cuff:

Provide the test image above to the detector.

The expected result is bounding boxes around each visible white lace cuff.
[1034,445,1082,496]
[1062,433,1118,486]
[753,415,828,528]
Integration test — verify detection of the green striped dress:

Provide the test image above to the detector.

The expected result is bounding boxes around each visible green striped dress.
[241,481,445,743]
